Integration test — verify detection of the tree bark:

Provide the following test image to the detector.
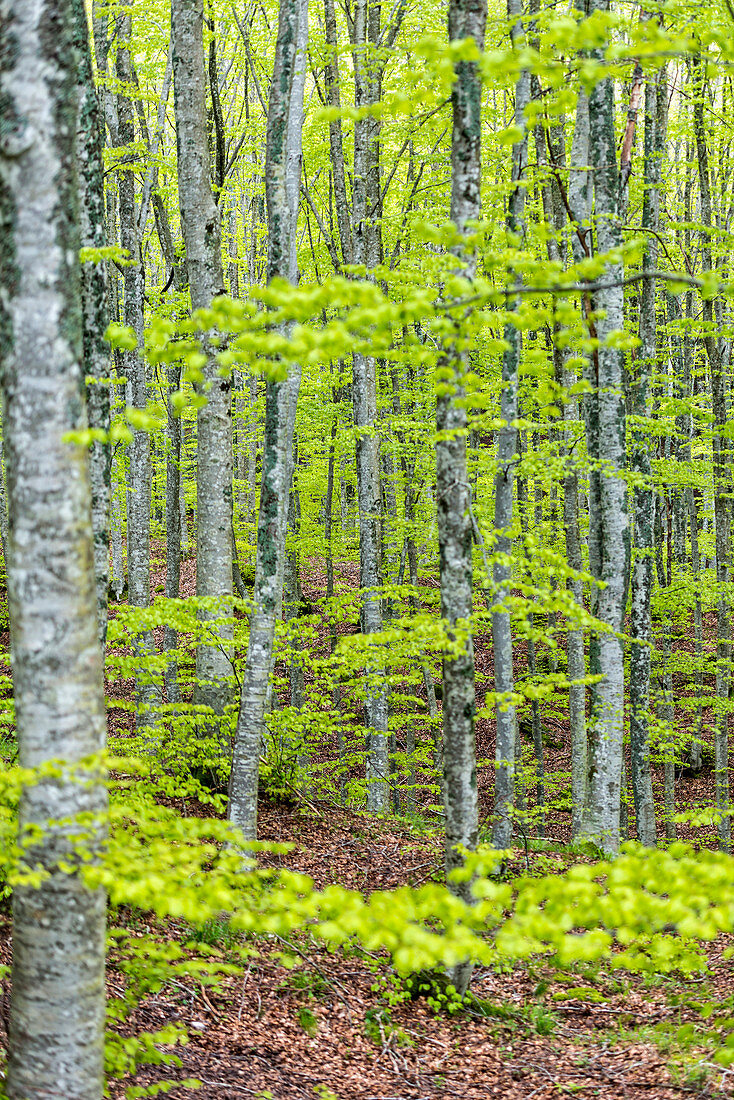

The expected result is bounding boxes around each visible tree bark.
[324,0,353,265]
[628,72,661,848]
[165,360,182,704]
[117,2,161,731]
[75,0,111,648]
[171,0,234,744]
[582,0,629,853]
[491,0,530,850]
[437,0,486,995]
[228,0,308,839]
[0,3,108,1094]
[351,0,390,811]
[693,54,731,852]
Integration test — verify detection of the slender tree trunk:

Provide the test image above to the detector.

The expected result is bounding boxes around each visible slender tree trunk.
[109,463,126,600]
[491,0,530,849]
[518,458,546,836]
[180,416,191,555]
[117,3,161,731]
[582,0,629,852]
[165,361,182,704]
[324,0,353,265]
[693,55,731,851]
[246,372,259,526]
[284,452,305,711]
[0,3,108,1094]
[171,0,234,746]
[0,434,9,571]
[563,84,591,838]
[75,0,111,647]
[656,616,677,839]
[351,0,389,811]
[688,481,705,769]
[628,72,662,848]
[437,0,486,996]
[228,0,308,839]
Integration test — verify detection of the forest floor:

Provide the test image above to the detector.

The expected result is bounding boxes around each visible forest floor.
[1,550,734,1099]
[100,800,734,1100]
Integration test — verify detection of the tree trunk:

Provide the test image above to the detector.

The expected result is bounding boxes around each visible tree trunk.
[437,0,486,996]
[228,0,308,839]
[628,72,662,848]
[165,361,182,704]
[582,0,629,853]
[491,0,530,850]
[117,2,161,731]
[324,0,353,265]
[693,55,731,852]
[351,0,389,811]
[75,0,111,647]
[171,0,234,747]
[0,3,108,1094]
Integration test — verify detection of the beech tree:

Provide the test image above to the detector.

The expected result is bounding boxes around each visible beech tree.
[228,0,308,839]
[172,0,234,735]
[0,1,107,1096]
[438,0,486,993]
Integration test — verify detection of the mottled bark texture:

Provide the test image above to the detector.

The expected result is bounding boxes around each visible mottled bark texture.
[73,0,110,648]
[117,3,161,731]
[351,0,389,810]
[0,433,9,569]
[561,84,590,839]
[491,0,529,850]
[437,0,486,995]
[228,0,307,840]
[165,359,182,704]
[693,55,731,851]
[324,0,352,265]
[171,0,234,739]
[582,0,628,853]
[628,72,663,848]
[0,2,108,1096]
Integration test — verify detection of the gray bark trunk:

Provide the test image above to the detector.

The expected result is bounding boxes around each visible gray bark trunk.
[0,3,108,1094]
[171,0,234,738]
[165,360,182,704]
[582,0,629,853]
[491,0,529,850]
[563,85,591,838]
[628,73,661,848]
[352,0,389,811]
[0,434,9,571]
[117,3,161,731]
[228,0,307,839]
[437,0,486,995]
[75,0,111,647]
[693,55,731,851]
[324,0,353,265]
[109,463,125,601]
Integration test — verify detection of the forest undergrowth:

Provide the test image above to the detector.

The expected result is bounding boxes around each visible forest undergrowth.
[1,551,729,1100]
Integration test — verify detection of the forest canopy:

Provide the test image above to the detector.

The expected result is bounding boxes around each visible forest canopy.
[1,0,734,1096]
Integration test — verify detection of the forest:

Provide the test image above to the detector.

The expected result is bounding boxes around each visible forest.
[1,0,734,1096]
